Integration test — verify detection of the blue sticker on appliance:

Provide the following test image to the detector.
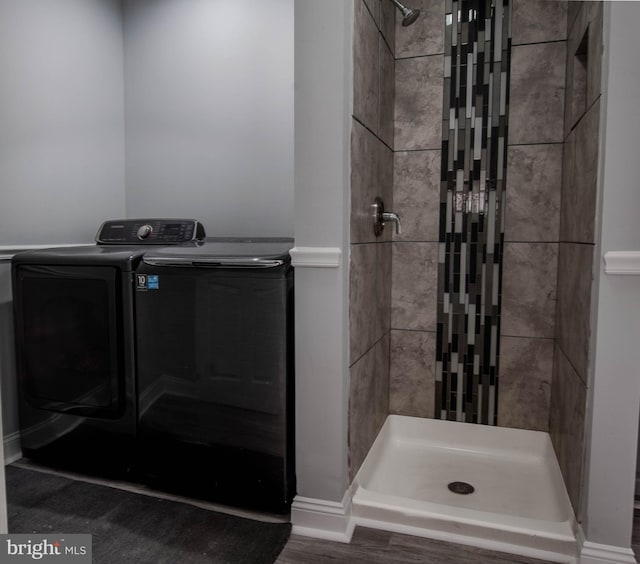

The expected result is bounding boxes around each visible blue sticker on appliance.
[147,275,159,290]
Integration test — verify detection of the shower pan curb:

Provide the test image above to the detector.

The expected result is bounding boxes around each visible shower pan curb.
[350,415,579,564]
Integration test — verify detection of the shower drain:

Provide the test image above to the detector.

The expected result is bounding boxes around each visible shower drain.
[448,481,475,495]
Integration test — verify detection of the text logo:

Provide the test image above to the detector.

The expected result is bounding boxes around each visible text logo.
[0,535,91,563]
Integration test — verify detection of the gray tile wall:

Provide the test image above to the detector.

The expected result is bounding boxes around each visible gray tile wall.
[498,0,567,433]
[498,337,554,432]
[549,0,603,520]
[390,330,436,417]
[349,0,395,479]
[549,344,587,517]
[389,0,443,421]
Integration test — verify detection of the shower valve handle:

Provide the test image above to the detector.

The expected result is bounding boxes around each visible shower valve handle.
[372,197,402,236]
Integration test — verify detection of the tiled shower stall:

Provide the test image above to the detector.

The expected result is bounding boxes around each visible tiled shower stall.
[349,0,603,522]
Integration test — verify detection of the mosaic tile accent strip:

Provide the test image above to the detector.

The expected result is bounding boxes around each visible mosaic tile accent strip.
[435,0,512,425]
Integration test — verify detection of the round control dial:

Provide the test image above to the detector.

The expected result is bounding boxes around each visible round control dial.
[137,224,153,240]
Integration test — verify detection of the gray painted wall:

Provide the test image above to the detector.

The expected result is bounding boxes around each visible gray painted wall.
[0,0,127,246]
[123,0,294,237]
[0,0,294,244]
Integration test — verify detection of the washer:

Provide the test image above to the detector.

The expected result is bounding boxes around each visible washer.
[134,238,295,513]
[12,219,205,476]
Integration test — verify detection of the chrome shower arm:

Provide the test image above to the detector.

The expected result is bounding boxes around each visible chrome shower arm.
[387,0,421,26]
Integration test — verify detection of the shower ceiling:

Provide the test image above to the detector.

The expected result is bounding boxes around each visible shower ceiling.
[435,0,512,425]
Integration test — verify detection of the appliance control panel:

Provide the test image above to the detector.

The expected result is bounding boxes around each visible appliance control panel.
[96,219,206,245]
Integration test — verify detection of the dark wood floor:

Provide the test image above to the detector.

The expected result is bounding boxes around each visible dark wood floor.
[276,527,556,564]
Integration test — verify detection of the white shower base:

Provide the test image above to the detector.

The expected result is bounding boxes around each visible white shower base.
[351,415,578,563]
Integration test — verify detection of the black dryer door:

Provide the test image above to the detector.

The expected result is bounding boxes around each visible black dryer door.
[14,264,124,418]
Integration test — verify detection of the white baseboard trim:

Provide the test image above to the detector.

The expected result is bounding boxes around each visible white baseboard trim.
[290,491,354,543]
[578,526,637,564]
[3,432,22,465]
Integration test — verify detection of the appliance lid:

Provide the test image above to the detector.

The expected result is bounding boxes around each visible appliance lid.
[11,245,150,270]
[141,237,294,268]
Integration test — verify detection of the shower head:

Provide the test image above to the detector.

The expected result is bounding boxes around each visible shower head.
[388,0,421,27]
